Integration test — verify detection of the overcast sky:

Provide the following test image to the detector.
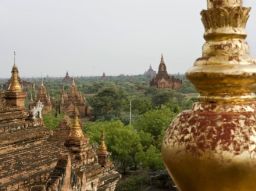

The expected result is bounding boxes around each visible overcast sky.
[0,0,256,78]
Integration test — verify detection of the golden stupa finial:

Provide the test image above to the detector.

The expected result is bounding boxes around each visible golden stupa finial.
[207,0,242,9]
[162,1,256,191]
[8,51,22,92]
[72,78,76,86]
[41,78,44,87]
[69,112,84,139]
[186,0,255,103]
[98,130,108,154]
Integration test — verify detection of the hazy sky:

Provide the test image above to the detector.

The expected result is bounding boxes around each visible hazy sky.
[0,0,256,77]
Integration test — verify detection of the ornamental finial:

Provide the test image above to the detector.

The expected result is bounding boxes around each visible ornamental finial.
[69,113,84,140]
[98,131,108,154]
[207,0,242,9]
[8,52,22,92]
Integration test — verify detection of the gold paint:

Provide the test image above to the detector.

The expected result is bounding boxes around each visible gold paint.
[8,64,22,92]
[98,131,108,155]
[207,0,242,9]
[69,115,84,139]
[186,1,256,103]
[162,147,256,191]
[162,0,256,190]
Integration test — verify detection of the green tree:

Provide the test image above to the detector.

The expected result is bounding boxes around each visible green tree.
[137,145,164,171]
[131,97,152,115]
[84,120,142,174]
[133,107,175,147]
[89,87,128,120]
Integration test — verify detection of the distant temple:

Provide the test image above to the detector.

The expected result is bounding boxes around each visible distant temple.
[60,79,91,118]
[144,65,156,79]
[101,72,107,80]
[62,71,73,83]
[150,55,182,89]
[0,64,120,191]
[29,80,52,114]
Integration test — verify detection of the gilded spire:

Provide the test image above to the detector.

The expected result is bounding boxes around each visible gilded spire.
[162,1,256,191]
[41,78,44,87]
[98,131,108,154]
[72,78,76,86]
[186,0,255,103]
[69,114,84,140]
[207,0,242,9]
[8,52,22,92]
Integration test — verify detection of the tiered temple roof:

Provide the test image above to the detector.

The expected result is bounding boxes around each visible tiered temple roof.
[150,55,182,89]
[60,79,91,118]
[0,65,61,191]
[29,80,52,114]
[49,111,120,190]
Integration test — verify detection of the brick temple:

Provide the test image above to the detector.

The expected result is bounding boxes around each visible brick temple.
[150,55,182,89]
[29,80,52,114]
[0,64,120,191]
[60,79,91,118]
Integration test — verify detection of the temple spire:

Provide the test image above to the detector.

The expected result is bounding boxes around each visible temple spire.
[8,53,22,93]
[69,112,84,140]
[41,78,44,87]
[98,131,108,154]
[13,51,16,65]
[158,54,167,72]
[72,78,76,86]
[160,53,164,64]
[5,53,26,108]
[97,130,109,167]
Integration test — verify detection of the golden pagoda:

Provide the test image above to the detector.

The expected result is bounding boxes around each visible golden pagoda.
[162,0,256,191]
[5,52,26,108]
[8,64,22,93]
[97,131,109,167]
[98,131,108,154]
[69,114,84,140]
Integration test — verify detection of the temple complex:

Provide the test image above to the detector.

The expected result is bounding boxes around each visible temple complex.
[144,65,156,79]
[0,64,120,191]
[150,55,182,89]
[60,79,91,118]
[162,0,256,191]
[29,80,52,114]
